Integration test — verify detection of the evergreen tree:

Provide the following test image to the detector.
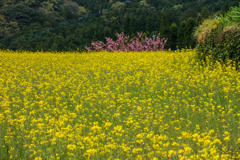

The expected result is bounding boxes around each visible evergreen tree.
[196,14,202,25]
[56,35,67,51]
[124,14,131,35]
[104,27,111,38]
[224,2,229,15]
[170,23,178,50]
[64,29,71,39]
[201,7,209,21]
[159,13,171,49]
[93,28,98,41]
[146,15,154,32]
[129,15,138,36]
[64,7,76,21]
[75,28,83,44]
[165,8,180,27]
[177,20,186,49]
[154,14,161,32]
[113,29,118,41]
[138,10,147,32]
[211,6,216,14]
[85,24,95,41]
[68,42,77,51]
[110,20,120,36]
[183,17,197,48]
[36,43,44,52]
[45,36,54,49]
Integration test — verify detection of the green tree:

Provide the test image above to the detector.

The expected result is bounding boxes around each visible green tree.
[159,13,171,49]
[0,15,21,38]
[6,4,41,28]
[112,29,118,41]
[45,36,54,49]
[93,24,104,41]
[104,27,112,39]
[66,34,77,49]
[29,22,43,34]
[8,42,17,50]
[224,2,230,12]
[201,6,209,21]
[60,0,80,16]
[75,28,83,45]
[124,14,131,35]
[223,2,229,16]
[85,24,95,41]
[68,41,77,51]
[165,8,181,27]
[129,15,138,36]
[154,14,161,32]
[196,14,202,25]
[51,43,58,51]
[63,7,77,21]
[23,40,33,51]
[43,21,52,28]
[177,20,186,49]
[110,19,119,36]
[146,15,154,32]
[170,23,178,50]
[138,10,147,32]
[183,17,197,48]
[78,6,88,17]
[55,34,67,51]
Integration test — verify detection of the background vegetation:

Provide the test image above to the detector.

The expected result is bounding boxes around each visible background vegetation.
[0,0,239,52]
[193,3,240,70]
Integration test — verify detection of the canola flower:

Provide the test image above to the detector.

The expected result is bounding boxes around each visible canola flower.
[0,49,239,160]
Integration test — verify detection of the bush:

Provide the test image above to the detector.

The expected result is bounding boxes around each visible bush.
[194,5,240,70]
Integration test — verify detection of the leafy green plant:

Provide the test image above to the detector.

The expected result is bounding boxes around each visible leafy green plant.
[216,14,229,27]
[194,4,240,71]
[215,4,240,27]
[226,4,240,25]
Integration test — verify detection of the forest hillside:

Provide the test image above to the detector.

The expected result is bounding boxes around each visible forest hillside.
[0,0,239,51]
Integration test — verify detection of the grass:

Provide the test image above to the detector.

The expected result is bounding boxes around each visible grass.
[0,49,239,160]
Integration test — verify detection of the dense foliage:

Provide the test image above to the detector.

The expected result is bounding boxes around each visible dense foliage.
[194,4,240,70]
[0,0,239,51]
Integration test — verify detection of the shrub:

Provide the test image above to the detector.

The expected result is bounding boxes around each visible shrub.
[194,5,240,70]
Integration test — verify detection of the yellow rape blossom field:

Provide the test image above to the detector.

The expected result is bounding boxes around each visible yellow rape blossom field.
[0,49,240,160]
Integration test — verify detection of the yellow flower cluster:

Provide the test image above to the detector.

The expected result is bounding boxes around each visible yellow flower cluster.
[0,49,239,159]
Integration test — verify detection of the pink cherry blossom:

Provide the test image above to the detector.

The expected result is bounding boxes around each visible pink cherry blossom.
[85,32,168,52]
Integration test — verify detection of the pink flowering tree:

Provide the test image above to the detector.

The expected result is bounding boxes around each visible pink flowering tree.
[85,32,168,52]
